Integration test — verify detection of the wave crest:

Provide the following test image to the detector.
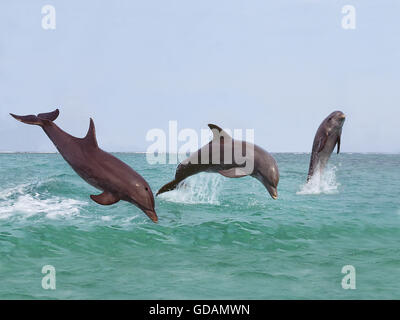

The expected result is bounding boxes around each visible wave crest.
[0,180,87,220]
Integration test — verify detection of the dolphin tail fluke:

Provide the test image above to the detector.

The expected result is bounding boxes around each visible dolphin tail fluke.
[38,109,60,121]
[10,109,59,126]
[156,179,180,196]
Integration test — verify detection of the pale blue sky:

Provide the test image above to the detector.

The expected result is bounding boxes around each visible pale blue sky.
[0,0,399,152]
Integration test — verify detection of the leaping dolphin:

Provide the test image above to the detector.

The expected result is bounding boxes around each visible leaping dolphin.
[307,110,346,181]
[10,109,158,222]
[157,124,279,199]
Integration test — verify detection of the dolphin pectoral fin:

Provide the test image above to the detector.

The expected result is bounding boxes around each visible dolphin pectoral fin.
[218,168,249,178]
[336,136,341,154]
[156,180,180,196]
[90,192,120,205]
[317,134,328,153]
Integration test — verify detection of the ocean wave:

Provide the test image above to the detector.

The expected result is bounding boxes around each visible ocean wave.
[296,166,340,195]
[0,179,61,200]
[0,194,86,220]
[0,183,32,200]
[0,180,87,220]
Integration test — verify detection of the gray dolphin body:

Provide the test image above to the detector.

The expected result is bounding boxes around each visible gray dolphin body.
[157,124,279,199]
[10,109,158,222]
[307,110,346,181]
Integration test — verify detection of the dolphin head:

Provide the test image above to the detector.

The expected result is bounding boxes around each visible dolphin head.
[326,111,346,130]
[128,181,158,223]
[263,171,279,199]
[255,156,280,200]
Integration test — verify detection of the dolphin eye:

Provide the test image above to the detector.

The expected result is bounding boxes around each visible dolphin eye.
[145,187,148,191]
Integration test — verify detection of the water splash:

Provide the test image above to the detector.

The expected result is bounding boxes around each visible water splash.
[158,173,223,204]
[0,179,58,200]
[0,183,31,200]
[297,165,340,195]
[0,181,87,220]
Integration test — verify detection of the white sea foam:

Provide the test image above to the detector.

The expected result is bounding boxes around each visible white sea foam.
[297,165,340,195]
[0,179,55,200]
[0,194,86,220]
[159,173,223,205]
[0,181,87,220]
[0,183,31,200]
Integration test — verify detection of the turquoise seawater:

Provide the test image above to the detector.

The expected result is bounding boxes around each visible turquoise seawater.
[0,153,399,299]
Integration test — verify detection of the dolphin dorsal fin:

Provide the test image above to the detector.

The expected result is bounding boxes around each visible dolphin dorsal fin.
[84,118,98,148]
[208,124,232,142]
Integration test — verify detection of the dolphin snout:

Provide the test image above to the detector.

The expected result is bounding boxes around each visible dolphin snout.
[143,209,158,223]
[266,185,278,200]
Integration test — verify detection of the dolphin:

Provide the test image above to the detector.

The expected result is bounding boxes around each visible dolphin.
[157,124,279,199]
[10,109,158,222]
[307,110,346,181]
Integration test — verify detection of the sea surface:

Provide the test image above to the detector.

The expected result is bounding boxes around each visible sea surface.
[0,153,399,299]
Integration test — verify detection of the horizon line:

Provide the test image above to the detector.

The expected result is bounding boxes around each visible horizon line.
[0,151,399,155]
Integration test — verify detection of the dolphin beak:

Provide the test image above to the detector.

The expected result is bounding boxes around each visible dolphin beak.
[266,185,278,200]
[143,209,158,223]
